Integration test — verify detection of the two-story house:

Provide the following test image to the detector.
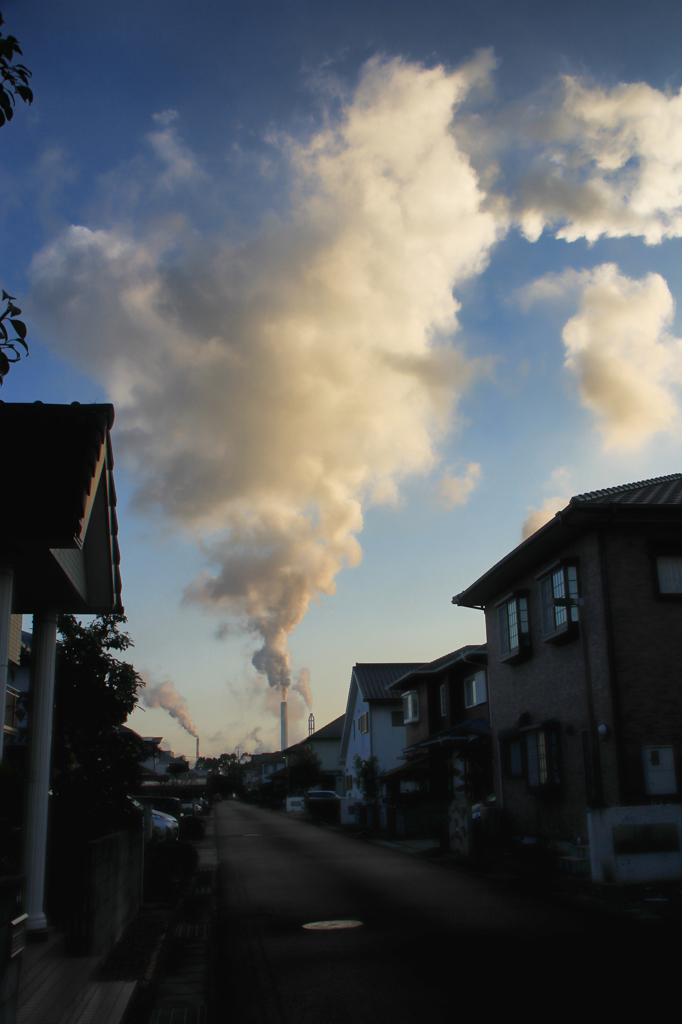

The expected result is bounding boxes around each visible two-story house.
[385,646,491,847]
[283,714,345,794]
[454,474,682,882]
[339,663,423,825]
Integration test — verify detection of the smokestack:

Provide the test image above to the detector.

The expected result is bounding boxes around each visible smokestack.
[196,736,200,761]
[280,698,288,751]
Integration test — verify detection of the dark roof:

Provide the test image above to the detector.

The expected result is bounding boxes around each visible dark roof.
[387,645,487,692]
[283,714,345,754]
[0,402,121,613]
[454,473,682,608]
[353,663,425,702]
[570,474,682,506]
[250,751,285,764]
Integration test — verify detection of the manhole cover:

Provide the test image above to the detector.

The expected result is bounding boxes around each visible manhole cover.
[302,920,363,930]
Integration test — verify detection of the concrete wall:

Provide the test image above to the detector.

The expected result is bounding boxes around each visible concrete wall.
[64,827,143,957]
[587,804,682,883]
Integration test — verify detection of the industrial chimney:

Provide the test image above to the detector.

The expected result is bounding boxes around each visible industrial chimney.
[196,736,200,762]
[308,713,315,736]
[280,697,288,751]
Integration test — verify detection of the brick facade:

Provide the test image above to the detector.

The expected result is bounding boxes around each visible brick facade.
[455,477,682,846]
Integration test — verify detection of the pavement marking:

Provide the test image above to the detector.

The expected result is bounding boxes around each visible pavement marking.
[302,920,363,930]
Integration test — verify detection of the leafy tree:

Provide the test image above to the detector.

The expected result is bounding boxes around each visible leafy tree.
[0,290,28,384]
[353,754,381,804]
[165,759,190,777]
[50,614,147,843]
[0,11,33,127]
[0,11,32,384]
[288,743,322,792]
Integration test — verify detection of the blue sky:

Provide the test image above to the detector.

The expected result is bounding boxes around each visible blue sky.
[4,1,682,755]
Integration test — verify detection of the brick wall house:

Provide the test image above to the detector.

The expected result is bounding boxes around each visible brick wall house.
[453,474,682,878]
[384,646,491,843]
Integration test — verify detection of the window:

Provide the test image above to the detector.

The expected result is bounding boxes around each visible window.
[464,671,487,708]
[539,564,579,643]
[358,711,369,734]
[439,683,447,717]
[501,723,561,792]
[403,691,419,724]
[344,773,354,792]
[656,555,682,596]
[497,594,530,662]
[391,710,404,727]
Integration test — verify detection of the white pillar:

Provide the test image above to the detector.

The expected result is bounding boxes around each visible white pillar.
[23,610,58,933]
[0,565,14,763]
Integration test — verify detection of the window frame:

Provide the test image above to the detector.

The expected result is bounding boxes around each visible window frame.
[463,670,487,709]
[538,561,580,644]
[653,549,682,602]
[358,711,369,735]
[500,722,562,794]
[496,591,531,664]
[402,690,419,724]
[439,683,447,718]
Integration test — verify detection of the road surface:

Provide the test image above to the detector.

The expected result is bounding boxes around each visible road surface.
[211,801,657,1022]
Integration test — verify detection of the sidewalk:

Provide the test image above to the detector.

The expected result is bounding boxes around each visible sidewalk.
[329,823,682,925]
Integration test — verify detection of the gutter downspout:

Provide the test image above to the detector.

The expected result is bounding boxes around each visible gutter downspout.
[557,510,604,807]
[597,530,626,804]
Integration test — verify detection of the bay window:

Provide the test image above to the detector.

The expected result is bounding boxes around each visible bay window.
[497,593,530,662]
[539,563,579,643]
[403,691,419,724]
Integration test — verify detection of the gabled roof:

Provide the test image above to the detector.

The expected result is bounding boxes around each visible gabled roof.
[0,402,121,613]
[387,645,487,692]
[283,714,344,755]
[353,663,424,702]
[454,474,682,609]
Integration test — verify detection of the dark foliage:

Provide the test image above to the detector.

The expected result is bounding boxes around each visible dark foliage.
[144,837,198,902]
[0,11,33,128]
[0,288,28,384]
[50,613,147,843]
[288,743,323,792]
[0,12,32,384]
[353,754,381,803]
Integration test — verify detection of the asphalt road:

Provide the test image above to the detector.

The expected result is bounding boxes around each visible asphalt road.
[212,802,665,1023]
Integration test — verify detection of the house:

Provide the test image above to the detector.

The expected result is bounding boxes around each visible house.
[385,646,491,847]
[453,473,682,882]
[0,402,122,937]
[338,663,424,825]
[244,752,286,799]
[283,714,345,795]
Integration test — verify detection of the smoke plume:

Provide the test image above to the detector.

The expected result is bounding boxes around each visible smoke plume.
[143,680,198,738]
[29,53,502,704]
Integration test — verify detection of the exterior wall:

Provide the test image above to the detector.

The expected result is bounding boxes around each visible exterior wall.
[343,695,405,804]
[309,737,342,774]
[487,531,618,843]
[371,703,406,771]
[587,804,682,883]
[604,529,682,803]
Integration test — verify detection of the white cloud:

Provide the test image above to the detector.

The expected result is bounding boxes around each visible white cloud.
[437,462,482,508]
[29,55,504,709]
[516,77,682,244]
[520,264,682,449]
[521,467,572,540]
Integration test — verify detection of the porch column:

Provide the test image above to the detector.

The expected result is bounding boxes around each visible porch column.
[22,610,58,933]
[0,565,14,763]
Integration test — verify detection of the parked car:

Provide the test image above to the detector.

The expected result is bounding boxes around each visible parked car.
[152,810,179,839]
[305,790,341,822]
